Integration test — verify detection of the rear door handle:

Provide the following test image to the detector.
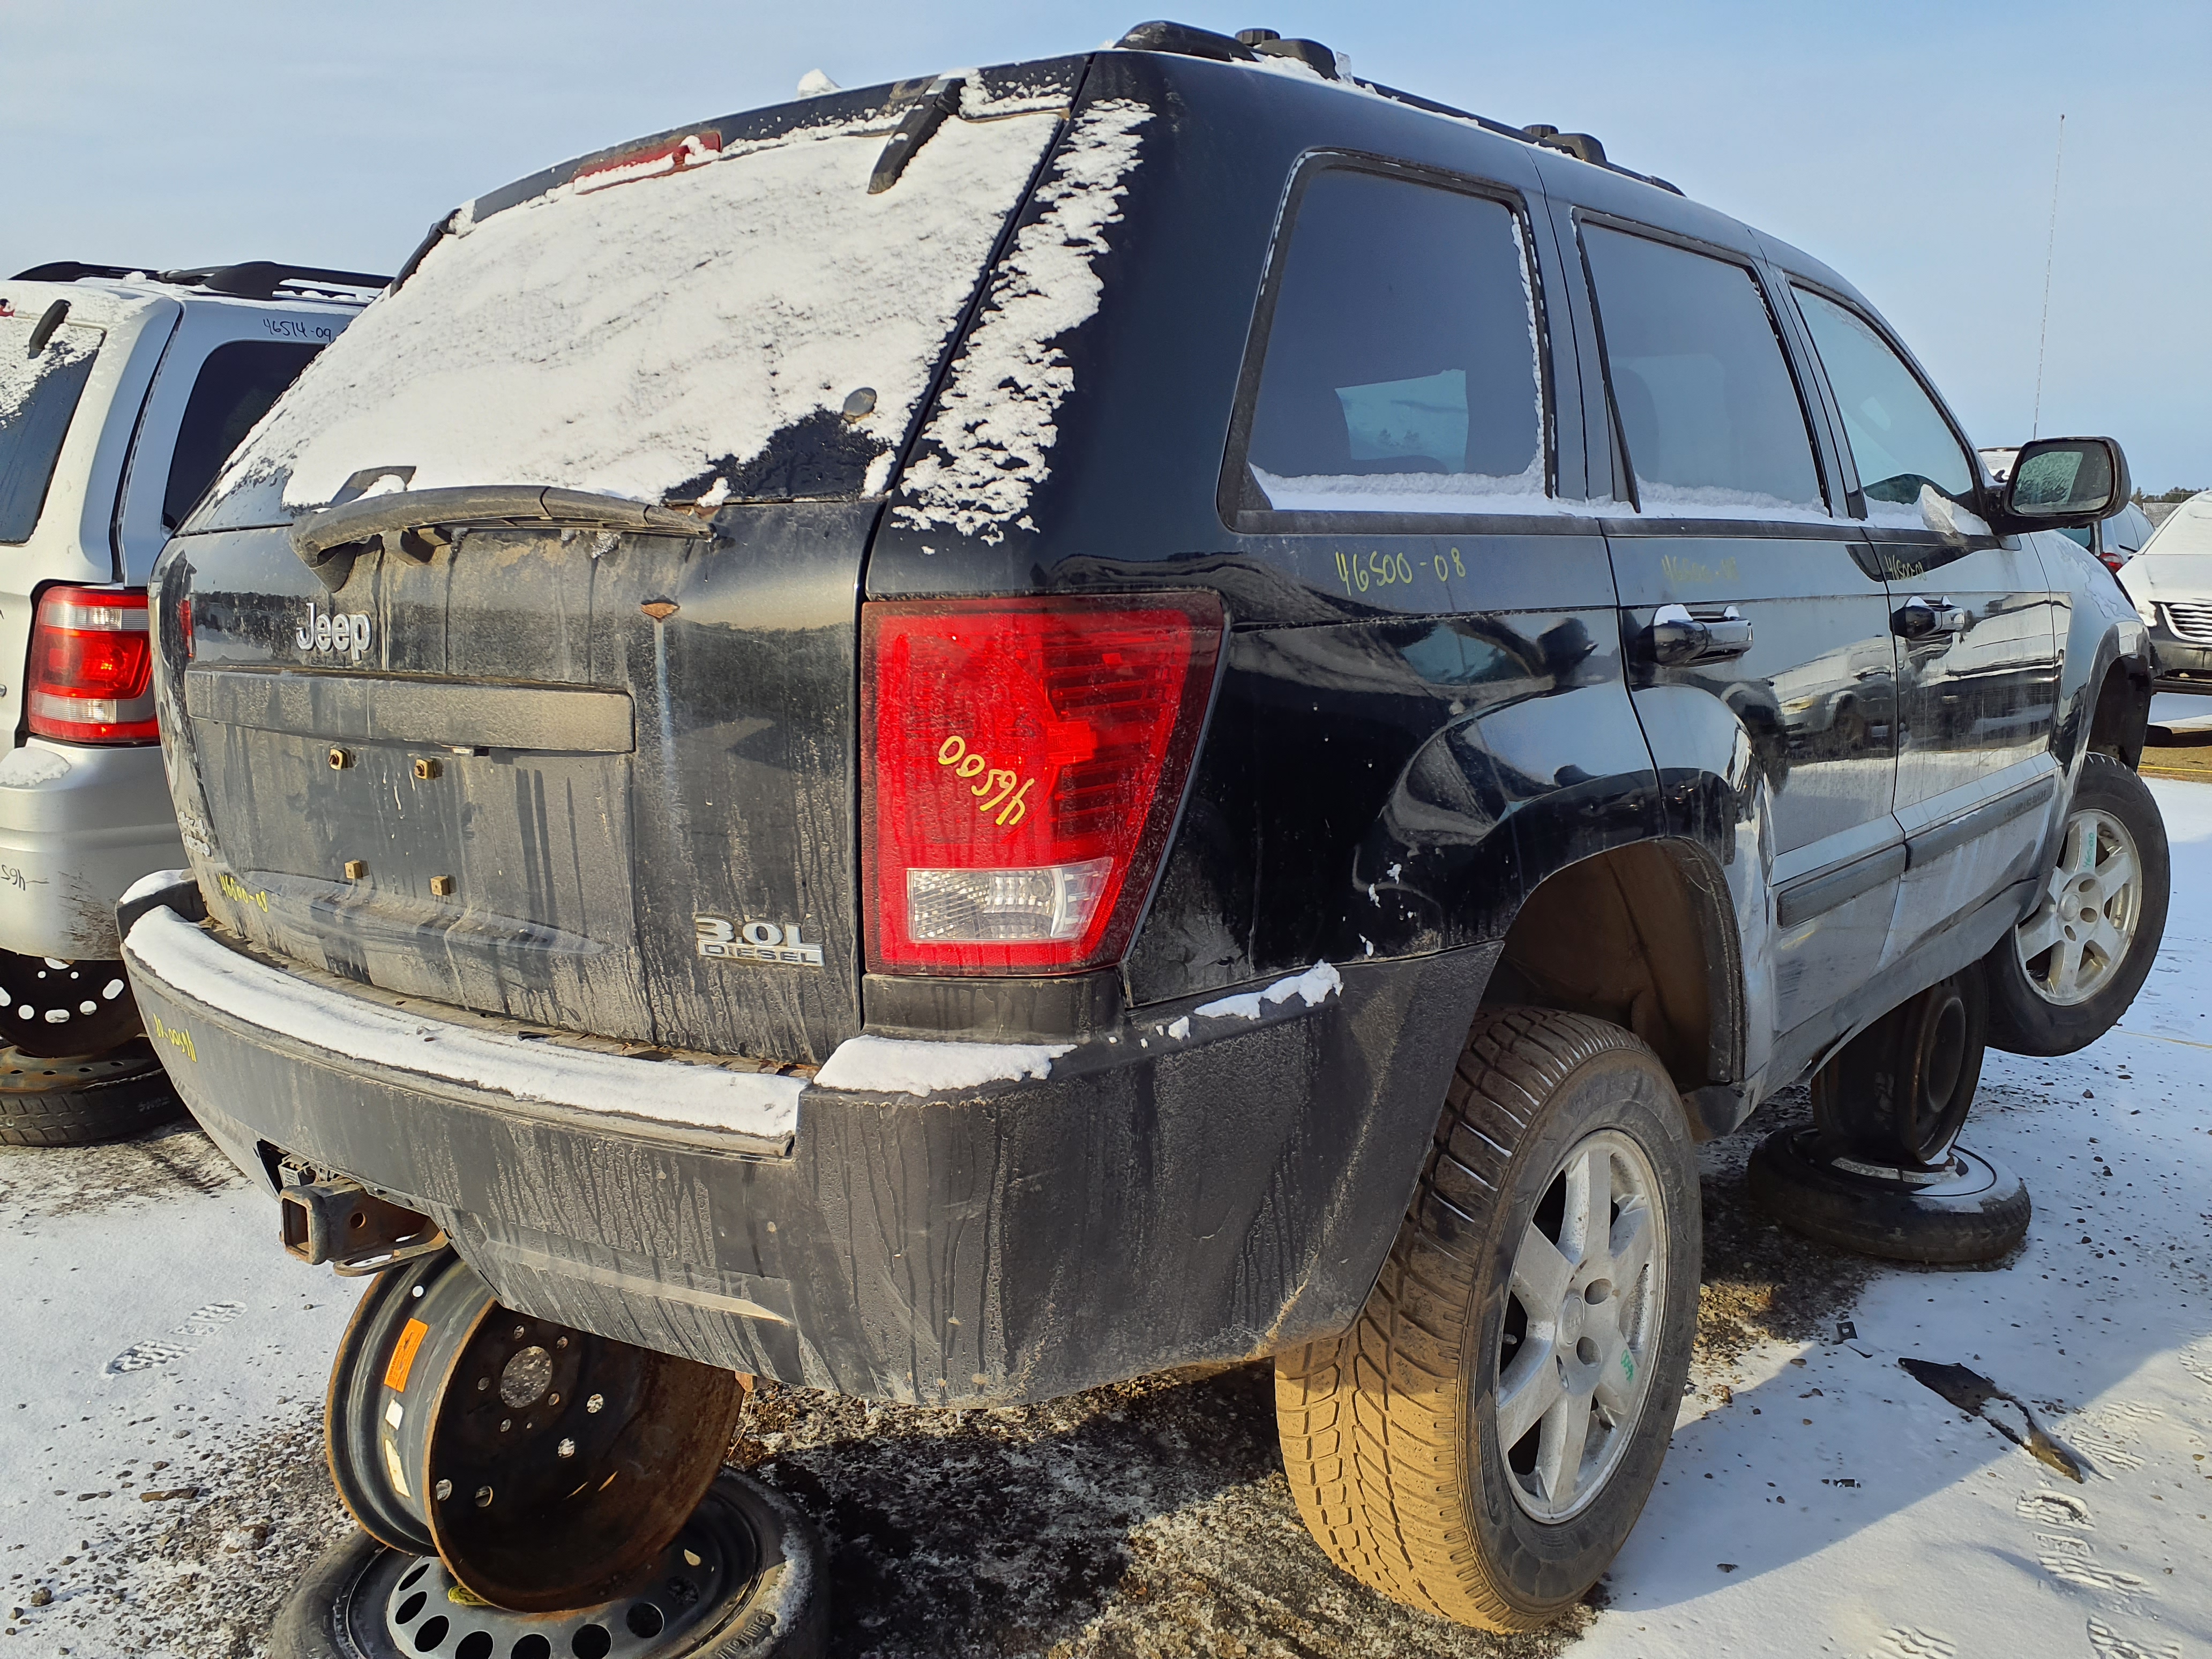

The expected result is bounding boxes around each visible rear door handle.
[1893,595,1969,639]
[1646,603,1754,667]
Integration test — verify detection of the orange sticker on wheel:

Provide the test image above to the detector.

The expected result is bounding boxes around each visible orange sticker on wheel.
[384,1318,430,1392]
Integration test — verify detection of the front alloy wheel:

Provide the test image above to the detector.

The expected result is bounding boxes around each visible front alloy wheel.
[1984,753,2169,1057]
[2012,806,2142,1005]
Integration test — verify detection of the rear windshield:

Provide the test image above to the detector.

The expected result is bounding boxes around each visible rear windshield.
[164,340,323,529]
[0,317,103,544]
[214,86,1071,514]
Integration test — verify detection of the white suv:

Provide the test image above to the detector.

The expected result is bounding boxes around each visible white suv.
[0,260,379,1140]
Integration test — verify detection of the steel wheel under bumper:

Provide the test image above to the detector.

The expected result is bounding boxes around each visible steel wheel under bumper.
[326,1250,746,1612]
[273,1469,825,1659]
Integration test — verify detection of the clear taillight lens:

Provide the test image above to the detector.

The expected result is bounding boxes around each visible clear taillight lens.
[862,594,1224,975]
[26,585,156,744]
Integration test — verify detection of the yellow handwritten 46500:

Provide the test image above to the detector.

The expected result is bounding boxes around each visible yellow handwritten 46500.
[937,735,1035,828]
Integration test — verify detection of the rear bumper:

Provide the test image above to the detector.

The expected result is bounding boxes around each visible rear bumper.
[123,898,1489,1405]
[0,740,183,960]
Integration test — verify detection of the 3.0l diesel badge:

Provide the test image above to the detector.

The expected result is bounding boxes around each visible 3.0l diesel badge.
[694,915,824,967]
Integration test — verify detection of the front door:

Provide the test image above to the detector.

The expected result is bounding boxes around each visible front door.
[1791,288,2060,965]
[1577,224,1900,1038]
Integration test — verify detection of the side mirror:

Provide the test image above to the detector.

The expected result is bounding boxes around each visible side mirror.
[1998,436,2132,530]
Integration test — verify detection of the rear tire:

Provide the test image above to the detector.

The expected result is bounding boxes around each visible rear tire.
[1274,1008,1700,1631]
[1984,754,2168,1056]
[0,1038,183,1147]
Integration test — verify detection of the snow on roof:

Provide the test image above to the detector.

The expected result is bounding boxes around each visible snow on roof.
[216,100,1064,511]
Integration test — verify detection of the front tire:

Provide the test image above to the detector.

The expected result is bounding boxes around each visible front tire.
[1984,753,2169,1056]
[1275,1008,1701,1631]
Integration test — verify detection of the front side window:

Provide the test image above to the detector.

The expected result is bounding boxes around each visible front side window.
[163,341,323,529]
[1581,227,1825,516]
[0,317,104,544]
[1794,288,1975,529]
[1243,168,1545,514]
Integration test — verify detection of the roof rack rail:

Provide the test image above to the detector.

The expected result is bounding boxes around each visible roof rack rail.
[10,261,391,300]
[1113,20,1684,196]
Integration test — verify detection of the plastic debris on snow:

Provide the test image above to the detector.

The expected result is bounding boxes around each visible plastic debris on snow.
[122,907,803,1148]
[1192,960,1343,1023]
[812,1034,1072,1095]
[891,99,1154,543]
[223,102,1063,510]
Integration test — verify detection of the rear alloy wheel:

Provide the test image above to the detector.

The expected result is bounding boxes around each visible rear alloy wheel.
[0,950,144,1058]
[1275,1009,1700,1631]
[1984,754,2169,1056]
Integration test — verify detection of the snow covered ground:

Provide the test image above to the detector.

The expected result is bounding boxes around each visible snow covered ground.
[2,781,2208,1658]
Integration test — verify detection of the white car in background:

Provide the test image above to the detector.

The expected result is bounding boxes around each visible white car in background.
[0,260,382,1142]
[2118,489,2212,697]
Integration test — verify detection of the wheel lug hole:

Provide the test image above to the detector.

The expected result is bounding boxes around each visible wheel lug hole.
[1583,1279,1612,1305]
[1575,1337,1600,1366]
[474,1485,494,1508]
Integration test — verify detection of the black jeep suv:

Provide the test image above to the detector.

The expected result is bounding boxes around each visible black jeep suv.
[123,23,2164,1630]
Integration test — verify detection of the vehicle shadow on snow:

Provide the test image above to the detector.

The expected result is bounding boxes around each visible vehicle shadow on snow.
[1608,1069,2200,1612]
[738,1364,1593,1659]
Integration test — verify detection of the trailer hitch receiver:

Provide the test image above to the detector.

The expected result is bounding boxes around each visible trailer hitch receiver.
[280,1178,447,1275]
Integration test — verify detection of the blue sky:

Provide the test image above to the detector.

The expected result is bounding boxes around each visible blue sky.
[6,1,2206,488]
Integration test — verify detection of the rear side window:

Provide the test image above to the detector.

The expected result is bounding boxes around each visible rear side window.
[1793,288,1975,529]
[163,341,323,529]
[0,318,104,544]
[1582,227,1825,516]
[1242,168,1545,514]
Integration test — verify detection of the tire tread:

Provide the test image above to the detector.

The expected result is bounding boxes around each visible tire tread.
[1275,1007,1651,1631]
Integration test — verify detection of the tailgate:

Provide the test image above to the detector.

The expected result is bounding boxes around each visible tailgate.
[160,61,1088,1064]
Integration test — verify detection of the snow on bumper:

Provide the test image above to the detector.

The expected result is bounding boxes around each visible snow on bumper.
[122,898,1491,1404]
[123,905,802,1154]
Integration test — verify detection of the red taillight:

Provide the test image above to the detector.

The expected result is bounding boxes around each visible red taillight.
[2099,550,2127,574]
[862,594,1224,975]
[26,585,157,744]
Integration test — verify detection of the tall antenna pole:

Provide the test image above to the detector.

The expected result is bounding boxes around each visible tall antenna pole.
[2032,113,2066,438]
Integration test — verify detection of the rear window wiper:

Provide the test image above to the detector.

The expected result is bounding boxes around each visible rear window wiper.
[290,484,711,589]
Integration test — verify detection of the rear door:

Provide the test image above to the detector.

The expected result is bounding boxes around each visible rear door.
[167,65,1085,1065]
[1575,220,1901,1035]
[1790,287,2061,965]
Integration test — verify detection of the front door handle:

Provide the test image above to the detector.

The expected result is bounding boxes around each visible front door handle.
[1646,603,1754,667]
[1893,595,1969,640]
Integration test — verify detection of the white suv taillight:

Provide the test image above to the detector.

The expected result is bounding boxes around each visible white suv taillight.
[861,594,1224,975]
[26,585,157,744]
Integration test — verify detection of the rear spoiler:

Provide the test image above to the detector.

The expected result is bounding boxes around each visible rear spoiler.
[290,484,711,590]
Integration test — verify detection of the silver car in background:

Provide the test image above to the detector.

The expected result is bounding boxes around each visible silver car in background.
[2118,489,2212,695]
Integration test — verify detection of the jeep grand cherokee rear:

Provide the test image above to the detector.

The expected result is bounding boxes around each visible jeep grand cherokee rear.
[123,25,2159,1635]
